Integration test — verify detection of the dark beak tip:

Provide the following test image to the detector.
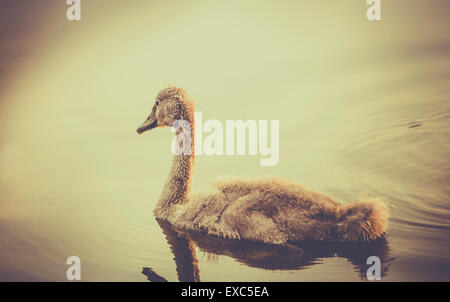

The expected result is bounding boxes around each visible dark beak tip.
[136,119,158,134]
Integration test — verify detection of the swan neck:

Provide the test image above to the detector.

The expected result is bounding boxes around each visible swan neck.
[155,105,194,216]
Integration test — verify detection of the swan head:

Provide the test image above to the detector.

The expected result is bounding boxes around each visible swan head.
[137,86,192,134]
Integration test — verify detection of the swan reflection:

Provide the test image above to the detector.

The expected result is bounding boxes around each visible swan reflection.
[142,219,393,282]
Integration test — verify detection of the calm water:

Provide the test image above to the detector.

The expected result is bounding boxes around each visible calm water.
[0,0,449,281]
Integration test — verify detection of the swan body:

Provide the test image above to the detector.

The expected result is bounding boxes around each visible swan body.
[137,87,389,244]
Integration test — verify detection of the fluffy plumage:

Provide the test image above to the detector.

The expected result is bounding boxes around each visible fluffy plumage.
[138,87,389,244]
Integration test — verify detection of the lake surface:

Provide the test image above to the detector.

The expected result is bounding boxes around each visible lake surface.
[0,0,449,281]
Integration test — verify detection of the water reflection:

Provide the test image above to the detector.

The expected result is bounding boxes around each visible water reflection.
[143,219,393,282]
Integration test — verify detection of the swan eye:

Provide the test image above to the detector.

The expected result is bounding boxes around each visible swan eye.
[155,100,160,106]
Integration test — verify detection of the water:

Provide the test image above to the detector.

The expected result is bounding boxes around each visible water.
[0,0,449,281]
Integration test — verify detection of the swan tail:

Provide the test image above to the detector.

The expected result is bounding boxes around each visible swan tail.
[337,196,389,242]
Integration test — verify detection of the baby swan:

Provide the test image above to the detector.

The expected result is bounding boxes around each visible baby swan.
[137,87,389,244]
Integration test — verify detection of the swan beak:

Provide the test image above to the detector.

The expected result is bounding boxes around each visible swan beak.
[137,117,158,134]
